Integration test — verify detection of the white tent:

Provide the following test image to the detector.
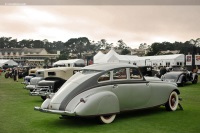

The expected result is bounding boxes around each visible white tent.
[94,49,119,63]
[53,59,85,67]
[132,54,185,67]
[94,49,138,64]
[93,51,105,63]
[0,59,18,67]
[93,49,185,67]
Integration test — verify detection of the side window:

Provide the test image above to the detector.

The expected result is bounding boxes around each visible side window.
[48,72,56,76]
[130,68,142,79]
[98,71,110,82]
[113,68,127,80]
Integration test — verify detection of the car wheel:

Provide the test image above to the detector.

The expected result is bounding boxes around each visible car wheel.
[180,80,185,87]
[5,73,9,78]
[192,76,198,84]
[99,114,116,124]
[165,91,179,111]
[10,74,13,78]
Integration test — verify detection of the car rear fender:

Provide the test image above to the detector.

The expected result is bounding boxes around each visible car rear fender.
[74,91,120,116]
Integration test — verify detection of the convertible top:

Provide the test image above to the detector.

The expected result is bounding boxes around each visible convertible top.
[82,63,137,71]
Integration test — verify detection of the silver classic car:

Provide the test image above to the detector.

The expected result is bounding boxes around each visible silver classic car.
[35,63,180,124]
[161,66,198,86]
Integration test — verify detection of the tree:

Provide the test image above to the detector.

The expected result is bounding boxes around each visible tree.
[139,43,148,49]
[18,39,33,48]
[64,37,91,58]
[0,37,12,48]
[117,39,127,49]
[98,39,113,50]
[9,39,18,48]
[121,49,131,55]
[57,51,69,60]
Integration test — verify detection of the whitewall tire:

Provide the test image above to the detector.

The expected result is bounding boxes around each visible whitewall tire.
[165,91,179,111]
[99,114,116,124]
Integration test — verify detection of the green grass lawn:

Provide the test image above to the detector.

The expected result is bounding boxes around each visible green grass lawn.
[0,73,200,133]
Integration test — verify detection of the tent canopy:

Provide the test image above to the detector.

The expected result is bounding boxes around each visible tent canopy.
[53,59,84,67]
[93,49,185,67]
[0,60,18,67]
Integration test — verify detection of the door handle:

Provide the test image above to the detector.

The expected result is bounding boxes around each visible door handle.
[113,84,118,88]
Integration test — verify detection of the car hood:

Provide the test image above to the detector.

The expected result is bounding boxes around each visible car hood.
[24,76,34,79]
[30,77,44,85]
[37,80,58,86]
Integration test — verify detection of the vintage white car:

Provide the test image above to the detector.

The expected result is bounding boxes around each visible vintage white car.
[25,69,46,91]
[22,68,42,86]
[35,63,181,124]
[30,67,82,100]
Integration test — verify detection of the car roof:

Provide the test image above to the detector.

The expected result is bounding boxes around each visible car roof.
[48,67,82,71]
[165,71,183,75]
[82,63,137,71]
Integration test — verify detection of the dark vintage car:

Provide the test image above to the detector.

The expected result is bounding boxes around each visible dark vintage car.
[35,63,181,124]
[161,66,198,86]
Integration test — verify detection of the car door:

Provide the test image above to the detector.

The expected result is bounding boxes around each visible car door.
[111,67,151,111]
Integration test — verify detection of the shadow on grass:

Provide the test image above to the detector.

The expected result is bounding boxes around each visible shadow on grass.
[33,106,184,128]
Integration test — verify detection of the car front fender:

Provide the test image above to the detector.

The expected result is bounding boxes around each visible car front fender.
[192,73,198,80]
[74,91,120,116]
[177,74,185,83]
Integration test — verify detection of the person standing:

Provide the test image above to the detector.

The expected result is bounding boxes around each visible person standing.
[16,68,19,82]
[0,67,2,75]
[13,68,18,81]
[160,66,167,77]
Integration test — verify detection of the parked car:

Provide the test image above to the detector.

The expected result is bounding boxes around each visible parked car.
[25,69,46,91]
[22,68,41,86]
[34,63,180,124]
[161,66,198,86]
[30,67,82,100]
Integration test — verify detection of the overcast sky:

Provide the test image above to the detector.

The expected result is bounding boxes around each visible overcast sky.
[0,5,200,48]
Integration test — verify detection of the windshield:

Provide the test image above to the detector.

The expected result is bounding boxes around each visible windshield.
[36,71,44,77]
[172,66,186,71]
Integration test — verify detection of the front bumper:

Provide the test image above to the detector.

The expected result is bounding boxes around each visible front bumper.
[30,90,50,96]
[34,107,76,116]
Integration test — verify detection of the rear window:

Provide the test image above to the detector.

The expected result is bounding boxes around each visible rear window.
[98,71,110,82]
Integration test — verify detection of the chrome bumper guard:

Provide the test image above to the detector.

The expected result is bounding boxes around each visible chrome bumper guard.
[34,107,75,116]
[30,90,51,96]
[30,86,51,96]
